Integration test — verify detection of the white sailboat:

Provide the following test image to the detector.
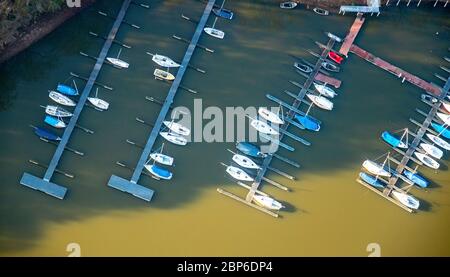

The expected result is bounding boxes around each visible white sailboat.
[258,107,284,125]
[414,152,440,169]
[436,112,450,125]
[48,91,76,107]
[152,54,180,68]
[163,120,190,136]
[250,119,279,135]
[362,159,391,177]
[107,48,129,69]
[45,105,73,117]
[253,195,284,210]
[426,133,450,151]
[149,143,174,166]
[307,94,334,110]
[204,1,225,39]
[225,165,254,182]
[232,154,260,169]
[88,88,109,110]
[391,191,420,210]
[419,143,443,159]
[313,83,337,98]
[159,131,187,146]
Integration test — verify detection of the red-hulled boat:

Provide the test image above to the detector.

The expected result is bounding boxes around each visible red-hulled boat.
[328,51,344,64]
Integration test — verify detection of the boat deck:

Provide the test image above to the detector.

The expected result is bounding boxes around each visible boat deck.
[107,0,216,201]
[19,0,133,199]
[339,14,365,57]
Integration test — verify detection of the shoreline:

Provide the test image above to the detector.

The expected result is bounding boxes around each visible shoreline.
[0,0,96,66]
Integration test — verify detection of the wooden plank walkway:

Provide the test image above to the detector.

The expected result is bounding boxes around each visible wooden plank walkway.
[107,0,216,202]
[350,44,442,96]
[315,73,342,88]
[245,38,336,203]
[19,0,133,199]
[339,13,365,57]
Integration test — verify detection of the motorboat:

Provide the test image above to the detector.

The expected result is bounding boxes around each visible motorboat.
[413,152,440,169]
[313,83,337,98]
[250,119,279,135]
[152,54,180,68]
[321,61,340,72]
[391,191,420,210]
[258,107,284,125]
[419,143,443,159]
[280,2,297,9]
[362,160,391,177]
[154,68,175,81]
[328,51,344,64]
[49,91,76,106]
[232,154,260,169]
[253,195,284,210]
[326,32,342,43]
[313,7,329,16]
[306,94,333,110]
[226,165,254,182]
[294,62,313,73]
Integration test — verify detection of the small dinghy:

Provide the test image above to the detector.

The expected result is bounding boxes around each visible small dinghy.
[144,164,173,180]
[436,112,450,125]
[313,83,337,98]
[160,131,187,146]
[295,114,320,131]
[49,91,76,107]
[359,172,384,189]
[232,154,260,169]
[294,62,313,73]
[163,121,190,136]
[420,143,443,159]
[321,61,340,72]
[391,191,420,210]
[45,105,73,117]
[326,32,342,43]
[250,119,279,135]
[307,94,334,110]
[34,127,61,141]
[152,54,180,68]
[414,152,440,169]
[88,88,109,110]
[313,7,329,16]
[253,195,284,210]
[204,27,225,39]
[150,143,174,166]
[431,123,450,139]
[154,68,175,81]
[236,142,267,159]
[426,133,450,151]
[44,115,66,128]
[381,131,408,149]
[362,160,391,177]
[226,165,254,182]
[106,48,129,69]
[280,1,297,9]
[403,170,428,188]
[258,107,284,125]
[213,8,234,20]
[328,51,344,64]
[57,84,78,96]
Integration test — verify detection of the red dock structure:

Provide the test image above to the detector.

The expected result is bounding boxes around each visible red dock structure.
[339,13,365,57]
[349,44,442,96]
[315,72,342,88]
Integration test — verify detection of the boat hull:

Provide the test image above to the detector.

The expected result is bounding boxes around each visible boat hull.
[426,134,450,150]
[154,69,175,81]
[44,115,66,128]
[295,114,320,131]
[144,164,173,180]
[420,143,443,159]
[250,120,279,135]
[307,94,333,110]
[391,191,420,210]
[152,54,180,68]
[45,105,73,117]
[107,57,129,68]
[88,97,109,110]
[236,142,266,158]
[163,121,190,136]
[34,127,61,141]
[362,160,391,177]
[213,8,233,19]
[57,84,78,96]
[226,166,254,182]
[232,154,260,169]
[49,91,76,106]
[160,132,187,146]
[381,131,407,149]
[414,152,440,169]
[431,123,450,139]
[436,112,450,125]
[359,172,384,189]
[258,107,284,125]
[314,83,336,98]
[150,153,174,166]
[204,27,225,39]
[280,2,297,9]
[253,195,283,210]
[403,170,428,188]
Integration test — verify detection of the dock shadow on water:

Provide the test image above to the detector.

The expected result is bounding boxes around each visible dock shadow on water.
[0,0,449,255]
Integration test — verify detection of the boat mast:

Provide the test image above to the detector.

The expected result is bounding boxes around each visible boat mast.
[73,79,78,94]
[117,48,122,59]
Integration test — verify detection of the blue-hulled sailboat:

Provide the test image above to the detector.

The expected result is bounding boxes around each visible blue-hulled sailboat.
[236,142,266,159]
[431,123,450,139]
[144,164,173,180]
[213,8,233,19]
[403,170,428,188]
[44,115,66,128]
[57,84,78,96]
[294,114,320,131]
[359,172,384,189]
[381,131,408,149]
[33,127,61,141]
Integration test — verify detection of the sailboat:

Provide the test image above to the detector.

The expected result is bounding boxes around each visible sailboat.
[326,32,342,43]
[403,170,428,188]
[57,83,78,96]
[442,102,450,114]
[306,94,334,110]
[362,159,391,178]
[160,131,187,146]
[280,2,297,9]
[359,172,384,189]
[232,154,260,169]
[144,160,173,180]
[204,12,225,39]
[419,143,443,159]
[150,143,174,166]
[49,91,76,106]
[321,61,339,72]
[391,191,420,210]
[163,120,190,136]
[313,83,337,98]
[436,112,450,125]
[253,195,284,210]
[295,114,320,131]
[431,123,450,139]
[258,107,284,125]
[154,68,175,81]
[33,127,61,141]
[152,54,180,68]
[413,152,440,169]
[250,119,279,135]
[381,131,408,149]
[236,142,267,159]
[88,88,109,110]
[294,62,313,73]
[225,165,254,182]
[107,48,129,69]
[44,115,66,128]
[45,105,73,117]
[426,133,450,150]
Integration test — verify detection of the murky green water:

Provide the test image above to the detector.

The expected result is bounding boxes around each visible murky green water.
[0,0,449,256]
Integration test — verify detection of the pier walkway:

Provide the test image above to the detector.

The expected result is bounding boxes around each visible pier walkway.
[20,0,133,199]
[107,0,216,202]
[339,14,365,57]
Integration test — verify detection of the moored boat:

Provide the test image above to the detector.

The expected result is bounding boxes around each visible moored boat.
[160,131,187,146]
[232,154,260,169]
[326,32,342,42]
[204,27,225,39]
[152,54,180,68]
[150,152,174,166]
[213,8,234,20]
[44,115,66,128]
[313,7,329,16]
[57,84,78,96]
[442,102,450,114]
[414,152,440,169]
[252,195,284,210]
[313,83,337,98]
[321,61,340,72]
[362,160,391,177]
[45,105,73,117]
[226,165,254,182]
[34,127,61,141]
[258,107,284,125]
[436,112,450,125]
[154,68,175,81]
[294,114,320,131]
[250,119,279,135]
[49,91,76,106]
[236,142,266,159]
[420,143,443,159]
[359,172,384,189]
[426,133,450,150]
[381,131,408,149]
[403,170,428,188]
[294,62,313,73]
[106,48,129,69]
[328,51,344,64]
[306,94,334,110]
[280,1,297,9]
[144,164,173,180]
[431,123,450,139]
[88,97,109,110]
[163,121,190,136]
[391,191,420,210]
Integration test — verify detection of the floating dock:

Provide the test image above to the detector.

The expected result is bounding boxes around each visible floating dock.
[107,0,216,202]
[20,0,133,199]
[339,13,365,57]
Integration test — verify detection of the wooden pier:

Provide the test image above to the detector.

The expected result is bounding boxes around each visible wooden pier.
[107,0,216,202]
[20,0,133,199]
[339,13,365,57]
